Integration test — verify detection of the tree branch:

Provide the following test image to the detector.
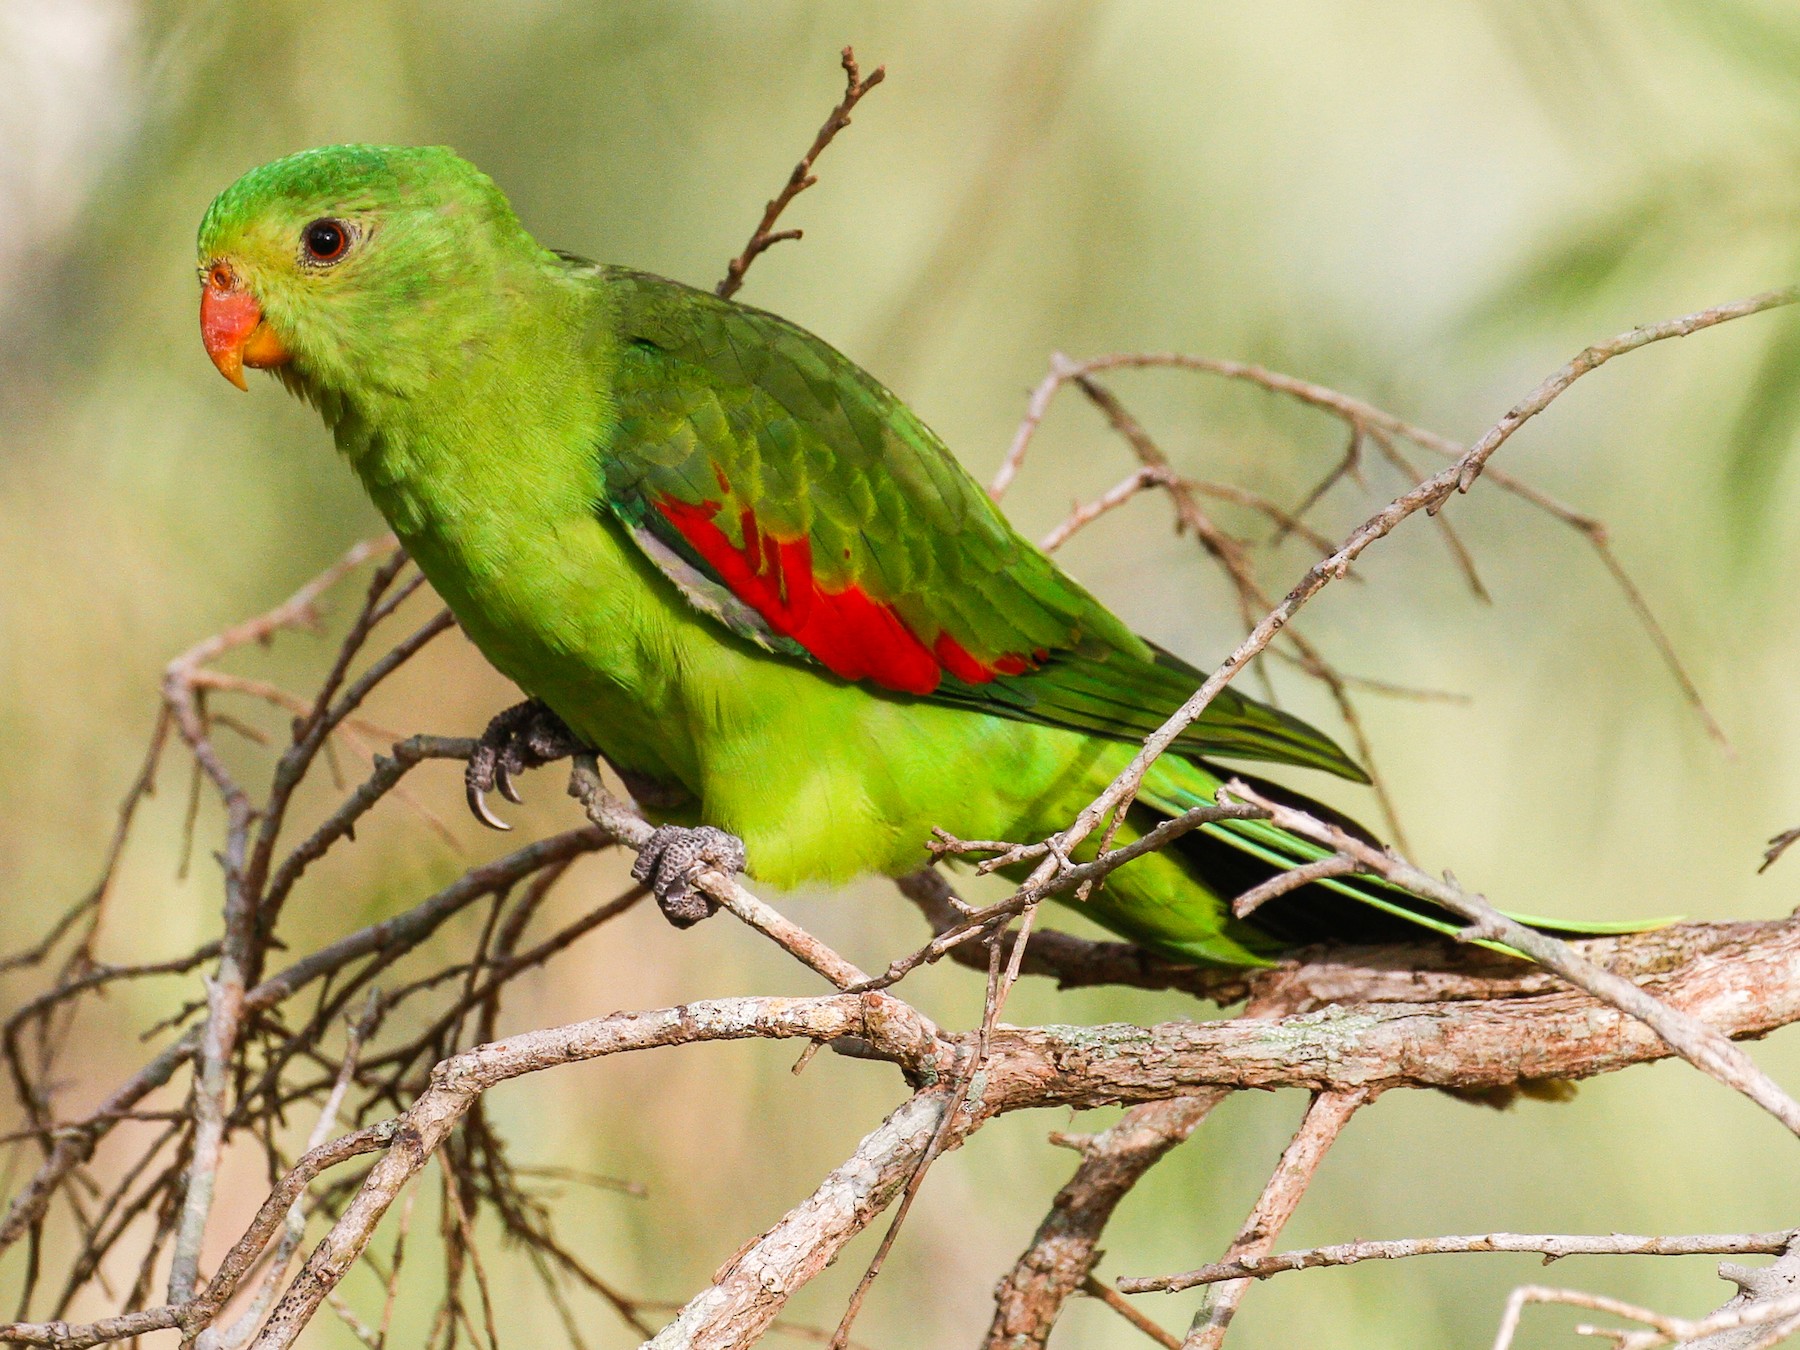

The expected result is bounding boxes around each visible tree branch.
[1180,1089,1370,1349]
[1126,1231,1799,1294]
[715,47,886,301]
[1220,780,1800,1137]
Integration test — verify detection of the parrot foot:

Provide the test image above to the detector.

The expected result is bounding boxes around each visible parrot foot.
[465,698,590,831]
[631,825,747,928]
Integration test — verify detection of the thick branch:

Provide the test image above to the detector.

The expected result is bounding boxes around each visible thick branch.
[1223,781,1800,1136]
[974,918,1800,1108]
[646,1090,951,1349]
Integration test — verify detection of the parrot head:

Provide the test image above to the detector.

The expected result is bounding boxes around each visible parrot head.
[196,144,536,397]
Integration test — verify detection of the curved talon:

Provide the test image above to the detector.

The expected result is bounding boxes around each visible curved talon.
[466,781,512,832]
[462,698,588,830]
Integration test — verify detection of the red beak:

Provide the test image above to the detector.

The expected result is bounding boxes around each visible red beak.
[200,263,289,390]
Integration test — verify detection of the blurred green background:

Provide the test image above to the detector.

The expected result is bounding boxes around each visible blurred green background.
[8,2,1800,1346]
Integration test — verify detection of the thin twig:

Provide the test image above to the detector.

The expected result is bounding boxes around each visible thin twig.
[1082,1275,1183,1349]
[862,802,1268,991]
[1222,778,1800,1137]
[1231,855,1364,919]
[1179,1089,1370,1349]
[716,47,886,300]
[1067,371,1413,847]
[1124,1231,1799,1294]
[1492,1278,1800,1350]
[1039,466,1176,552]
[1013,287,1797,919]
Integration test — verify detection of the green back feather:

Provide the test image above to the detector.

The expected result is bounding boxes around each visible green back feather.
[594,267,1369,782]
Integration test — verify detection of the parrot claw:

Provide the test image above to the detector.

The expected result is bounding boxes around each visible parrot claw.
[464,698,589,829]
[467,782,513,832]
[631,825,747,928]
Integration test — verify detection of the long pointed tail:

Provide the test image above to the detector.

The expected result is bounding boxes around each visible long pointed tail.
[1072,759,1664,967]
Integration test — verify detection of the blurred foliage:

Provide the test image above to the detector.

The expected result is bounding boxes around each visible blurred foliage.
[5,2,1800,1347]
[1476,0,1800,542]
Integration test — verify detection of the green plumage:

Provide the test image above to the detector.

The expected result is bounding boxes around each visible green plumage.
[196,145,1645,967]
[598,266,1367,780]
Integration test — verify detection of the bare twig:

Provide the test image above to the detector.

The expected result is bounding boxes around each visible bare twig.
[1220,779,1800,1137]
[1367,425,1490,601]
[197,995,379,1350]
[894,867,1252,1005]
[1679,1240,1800,1350]
[1404,440,1732,751]
[1081,1275,1183,1350]
[1015,287,1796,917]
[161,540,410,1305]
[250,996,940,1349]
[1179,1089,1371,1349]
[1231,855,1364,919]
[1039,466,1176,552]
[0,706,172,979]
[1068,371,1415,843]
[1125,1231,1799,1293]
[1274,424,1366,541]
[1761,827,1800,873]
[862,801,1268,991]
[0,1123,398,1349]
[1491,1280,1800,1350]
[715,47,885,300]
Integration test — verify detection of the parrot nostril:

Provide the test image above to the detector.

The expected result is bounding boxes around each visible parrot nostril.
[207,262,236,292]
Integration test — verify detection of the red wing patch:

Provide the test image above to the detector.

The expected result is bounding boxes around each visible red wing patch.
[655,495,1038,695]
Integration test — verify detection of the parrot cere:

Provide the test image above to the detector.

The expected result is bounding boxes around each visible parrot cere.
[196,144,1642,965]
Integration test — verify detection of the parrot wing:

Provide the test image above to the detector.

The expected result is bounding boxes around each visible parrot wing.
[591,265,1367,783]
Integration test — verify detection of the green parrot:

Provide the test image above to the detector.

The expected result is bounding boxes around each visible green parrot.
[195,144,1631,965]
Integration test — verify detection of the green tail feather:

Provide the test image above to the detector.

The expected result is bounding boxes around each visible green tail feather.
[1206,814,1675,953]
[1079,753,1677,967]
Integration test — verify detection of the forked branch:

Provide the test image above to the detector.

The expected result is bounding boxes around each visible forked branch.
[715,47,886,301]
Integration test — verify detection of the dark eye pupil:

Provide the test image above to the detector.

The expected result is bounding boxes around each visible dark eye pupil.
[303,220,346,260]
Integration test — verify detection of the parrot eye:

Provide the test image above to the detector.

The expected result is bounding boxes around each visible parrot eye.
[300,218,352,265]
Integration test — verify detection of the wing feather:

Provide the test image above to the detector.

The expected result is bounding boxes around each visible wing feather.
[594,266,1367,782]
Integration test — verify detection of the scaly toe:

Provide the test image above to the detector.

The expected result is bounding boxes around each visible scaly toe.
[631,825,746,928]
